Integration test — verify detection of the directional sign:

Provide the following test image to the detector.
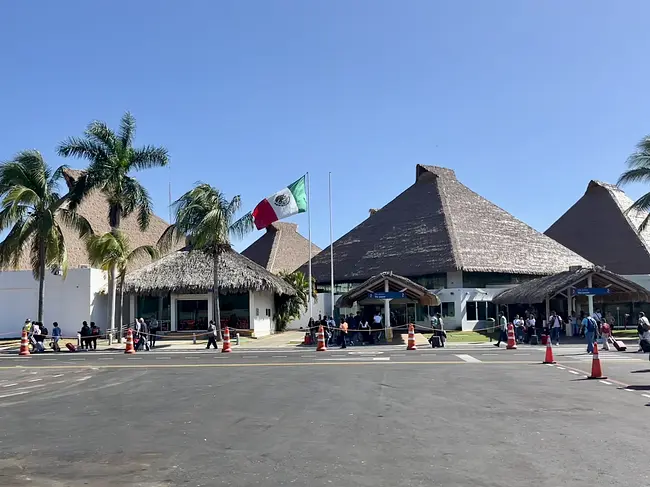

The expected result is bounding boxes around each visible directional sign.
[367,291,406,299]
[574,288,611,296]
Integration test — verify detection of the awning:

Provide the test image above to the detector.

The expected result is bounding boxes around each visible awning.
[336,272,441,308]
[492,266,650,305]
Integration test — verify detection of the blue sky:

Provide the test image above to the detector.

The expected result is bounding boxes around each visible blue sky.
[1,1,649,252]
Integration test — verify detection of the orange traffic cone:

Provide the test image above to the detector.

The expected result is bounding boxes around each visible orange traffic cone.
[506,323,517,350]
[19,330,30,356]
[316,325,327,352]
[587,341,606,379]
[406,324,417,350]
[124,328,136,354]
[222,326,232,353]
[543,338,556,364]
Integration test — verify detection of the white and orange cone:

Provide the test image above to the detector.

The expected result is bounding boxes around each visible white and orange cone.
[543,339,556,364]
[587,342,607,379]
[316,325,327,352]
[407,324,417,351]
[222,326,232,353]
[19,330,30,356]
[124,328,136,354]
[506,323,517,350]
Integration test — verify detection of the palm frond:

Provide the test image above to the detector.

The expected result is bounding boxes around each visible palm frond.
[57,136,110,162]
[29,233,42,280]
[0,204,28,232]
[157,223,184,253]
[3,185,40,208]
[126,244,159,265]
[48,164,69,189]
[119,112,136,149]
[617,168,650,186]
[130,145,169,171]
[51,224,69,278]
[59,208,94,239]
[86,120,118,153]
[230,211,255,240]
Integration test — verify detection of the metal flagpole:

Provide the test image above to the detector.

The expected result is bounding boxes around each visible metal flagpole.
[307,172,313,319]
[329,172,334,319]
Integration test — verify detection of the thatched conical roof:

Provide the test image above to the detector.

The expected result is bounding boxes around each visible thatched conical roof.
[242,222,321,275]
[303,165,590,283]
[123,248,295,296]
[545,180,650,274]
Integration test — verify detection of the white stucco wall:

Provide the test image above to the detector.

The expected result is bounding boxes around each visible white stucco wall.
[287,292,332,330]
[0,267,109,338]
[250,290,275,337]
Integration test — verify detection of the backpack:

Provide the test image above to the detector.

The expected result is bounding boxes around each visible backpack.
[586,317,596,332]
[92,327,100,336]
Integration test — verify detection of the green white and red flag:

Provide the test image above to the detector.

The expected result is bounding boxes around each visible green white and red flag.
[252,176,308,230]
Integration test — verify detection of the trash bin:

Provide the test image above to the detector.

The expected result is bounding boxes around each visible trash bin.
[541,334,549,345]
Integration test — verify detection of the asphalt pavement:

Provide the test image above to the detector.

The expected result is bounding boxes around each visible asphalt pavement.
[0,344,649,486]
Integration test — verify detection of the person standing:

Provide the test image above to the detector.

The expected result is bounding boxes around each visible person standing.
[206,320,218,350]
[638,312,650,354]
[513,315,523,343]
[80,321,91,350]
[549,311,562,346]
[494,312,508,347]
[149,317,159,349]
[51,322,61,352]
[360,318,370,345]
[90,322,99,350]
[570,312,579,337]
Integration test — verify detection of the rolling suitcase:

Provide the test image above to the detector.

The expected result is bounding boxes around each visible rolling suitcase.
[609,337,627,352]
[65,342,77,352]
[530,335,539,346]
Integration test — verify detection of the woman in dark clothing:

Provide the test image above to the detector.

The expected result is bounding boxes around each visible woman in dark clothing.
[80,321,91,350]
[90,322,99,350]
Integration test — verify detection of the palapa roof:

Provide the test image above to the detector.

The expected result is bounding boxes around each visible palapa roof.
[304,165,590,284]
[122,248,295,296]
[242,222,321,275]
[337,272,441,307]
[14,168,172,272]
[492,266,650,305]
[545,180,650,274]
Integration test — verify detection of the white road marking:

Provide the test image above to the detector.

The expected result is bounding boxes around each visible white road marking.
[569,370,579,375]
[272,355,288,358]
[98,358,114,361]
[127,357,142,360]
[184,356,199,359]
[372,357,390,361]
[156,357,171,360]
[51,374,64,378]
[70,358,86,361]
[27,378,42,382]
[16,383,47,391]
[599,380,612,385]
[0,390,28,399]
[455,354,482,363]
[2,383,17,388]
[556,367,565,370]
[76,376,92,382]
[624,389,635,392]
[481,353,499,356]
[545,363,555,367]
[642,394,650,399]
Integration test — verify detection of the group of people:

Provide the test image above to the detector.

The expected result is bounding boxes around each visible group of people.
[308,312,387,348]
[78,321,101,350]
[133,317,159,350]
[22,319,62,352]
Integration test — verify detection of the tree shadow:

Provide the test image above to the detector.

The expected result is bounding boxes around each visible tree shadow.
[630,369,650,374]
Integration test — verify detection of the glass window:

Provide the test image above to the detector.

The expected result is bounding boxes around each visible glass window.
[220,293,250,329]
[487,302,497,319]
[466,302,477,321]
[477,302,487,320]
[442,302,455,318]
[412,274,447,290]
[177,300,208,331]
[463,272,538,288]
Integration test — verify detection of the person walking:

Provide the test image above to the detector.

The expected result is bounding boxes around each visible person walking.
[206,320,219,350]
[583,313,597,354]
[51,322,61,352]
[494,312,508,347]
[339,318,348,349]
[549,311,562,346]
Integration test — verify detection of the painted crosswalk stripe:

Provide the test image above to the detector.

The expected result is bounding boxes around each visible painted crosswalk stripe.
[642,394,650,399]
[372,357,390,361]
[2,383,17,388]
[599,380,612,385]
[0,390,28,399]
[455,354,482,363]
[569,370,579,375]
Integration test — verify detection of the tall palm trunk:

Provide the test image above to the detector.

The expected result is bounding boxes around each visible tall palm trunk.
[108,211,121,342]
[119,274,125,343]
[213,252,222,341]
[37,239,46,323]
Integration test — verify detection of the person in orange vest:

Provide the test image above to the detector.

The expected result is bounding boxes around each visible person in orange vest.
[339,317,349,349]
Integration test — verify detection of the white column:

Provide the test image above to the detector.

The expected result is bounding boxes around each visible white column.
[249,291,255,336]
[129,295,135,326]
[384,279,391,340]
[170,294,177,332]
[587,275,594,316]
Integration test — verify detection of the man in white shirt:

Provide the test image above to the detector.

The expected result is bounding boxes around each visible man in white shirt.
[549,311,562,346]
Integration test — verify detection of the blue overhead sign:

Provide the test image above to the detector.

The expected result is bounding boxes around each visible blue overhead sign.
[368,291,406,299]
[574,288,611,296]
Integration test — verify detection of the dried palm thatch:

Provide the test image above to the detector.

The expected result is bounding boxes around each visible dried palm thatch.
[492,266,650,305]
[337,271,440,307]
[122,248,296,296]
[304,165,590,284]
[545,180,650,274]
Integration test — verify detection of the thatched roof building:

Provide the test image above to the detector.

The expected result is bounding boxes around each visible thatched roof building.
[242,222,321,275]
[122,248,295,296]
[492,266,650,305]
[545,180,650,275]
[14,168,172,271]
[304,165,590,284]
[337,272,440,308]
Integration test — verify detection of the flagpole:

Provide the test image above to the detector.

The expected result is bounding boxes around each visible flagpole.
[307,172,313,319]
[329,172,334,319]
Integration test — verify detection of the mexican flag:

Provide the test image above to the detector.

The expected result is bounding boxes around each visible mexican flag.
[252,175,308,230]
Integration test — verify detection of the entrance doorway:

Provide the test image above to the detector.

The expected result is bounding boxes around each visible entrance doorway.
[177,299,208,331]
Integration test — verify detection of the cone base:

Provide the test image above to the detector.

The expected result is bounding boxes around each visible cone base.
[19,351,30,356]
[543,361,556,364]
[124,349,135,354]
[587,375,607,380]
[407,346,417,351]
[316,348,327,352]
[506,345,517,350]
[222,349,232,353]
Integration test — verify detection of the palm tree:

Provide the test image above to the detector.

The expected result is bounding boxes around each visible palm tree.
[158,184,254,340]
[57,112,169,338]
[618,135,650,231]
[0,150,92,322]
[86,231,159,338]
[274,270,317,332]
